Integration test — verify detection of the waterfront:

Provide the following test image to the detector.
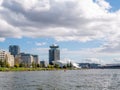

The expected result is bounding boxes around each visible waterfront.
[0,69,120,90]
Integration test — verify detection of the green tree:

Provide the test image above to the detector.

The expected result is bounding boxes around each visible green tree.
[36,64,40,67]
[63,65,67,69]
[32,61,35,68]
[14,64,19,68]
[4,59,7,67]
[69,62,73,68]
[47,65,54,68]
[47,65,51,68]
[0,59,7,67]
[1,62,4,67]
[41,63,46,68]
[54,64,59,68]
[0,60,3,67]
[6,62,10,68]
[19,63,25,67]
[67,63,70,68]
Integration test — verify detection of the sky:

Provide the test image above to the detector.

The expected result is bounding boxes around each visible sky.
[0,0,120,64]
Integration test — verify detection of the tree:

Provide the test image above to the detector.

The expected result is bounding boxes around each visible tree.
[47,65,51,68]
[47,65,54,68]
[14,64,19,68]
[0,60,3,67]
[0,59,9,67]
[32,61,35,68]
[6,62,10,68]
[54,64,59,68]
[63,65,67,69]
[69,62,73,68]
[19,63,25,67]
[41,63,46,68]
[36,64,40,67]
[67,63,70,68]
[14,57,20,66]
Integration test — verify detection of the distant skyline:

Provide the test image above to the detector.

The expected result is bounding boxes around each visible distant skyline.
[0,0,120,64]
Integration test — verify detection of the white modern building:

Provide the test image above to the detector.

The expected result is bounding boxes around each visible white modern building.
[53,59,80,68]
[0,50,14,67]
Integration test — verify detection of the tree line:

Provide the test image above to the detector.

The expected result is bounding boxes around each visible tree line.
[0,59,73,69]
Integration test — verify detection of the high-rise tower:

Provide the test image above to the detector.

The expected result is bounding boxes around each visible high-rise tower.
[49,44,60,65]
[9,45,20,57]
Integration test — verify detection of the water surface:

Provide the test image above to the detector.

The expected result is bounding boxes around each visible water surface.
[0,69,120,90]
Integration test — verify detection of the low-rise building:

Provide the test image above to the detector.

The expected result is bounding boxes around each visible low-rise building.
[79,63,100,69]
[40,61,48,67]
[0,51,6,61]
[16,53,40,67]
[19,53,34,67]
[0,50,14,67]
[6,52,14,67]
[32,55,40,64]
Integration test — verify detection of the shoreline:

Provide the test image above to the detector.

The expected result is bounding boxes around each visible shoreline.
[0,68,119,72]
[0,67,77,72]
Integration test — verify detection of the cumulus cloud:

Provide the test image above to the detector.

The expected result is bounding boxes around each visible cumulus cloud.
[36,42,46,46]
[113,58,120,62]
[83,58,101,64]
[96,0,111,10]
[0,37,5,42]
[0,0,120,54]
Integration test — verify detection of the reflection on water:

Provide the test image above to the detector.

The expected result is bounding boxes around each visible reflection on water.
[0,69,120,90]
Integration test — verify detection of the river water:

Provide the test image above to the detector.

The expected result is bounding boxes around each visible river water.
[0,69,120,90]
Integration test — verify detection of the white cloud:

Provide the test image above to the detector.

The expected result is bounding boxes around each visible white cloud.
[36,42,46,46]
[0,0,112,40]
[13,0,50,11]
[0,37,5,42]
[113,58,120,62]
[34,47,49,54]
[96,0,111,10]
[0,17,22,38]
[0,0,120,55]
[83,58,104,64]
[29,46,120,64]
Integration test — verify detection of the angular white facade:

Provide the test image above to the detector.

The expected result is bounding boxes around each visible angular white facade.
[53,60,80,68]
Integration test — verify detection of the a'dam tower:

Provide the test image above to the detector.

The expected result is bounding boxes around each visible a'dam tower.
[49,44,60,65]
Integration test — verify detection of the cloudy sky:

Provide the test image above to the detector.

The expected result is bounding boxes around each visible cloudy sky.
[0,0,120,64]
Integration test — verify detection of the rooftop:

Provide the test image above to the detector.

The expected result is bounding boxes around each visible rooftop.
[50,44,59,48]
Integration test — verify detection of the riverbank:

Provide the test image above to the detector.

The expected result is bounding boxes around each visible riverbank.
[0,67,76,72]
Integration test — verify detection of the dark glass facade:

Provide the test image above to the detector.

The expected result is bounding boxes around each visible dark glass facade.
[49,44,60,65]
[9,45,20,57]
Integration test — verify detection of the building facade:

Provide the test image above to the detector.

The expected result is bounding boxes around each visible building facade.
[0,50,14,67]
[17,53,39,67]
[9,45,20,57]
[6,52,14,67]
[49,44,60,65]
[40,61,47,67]
[19,53,34,67]
[0,51,6,61]
[33,55,40,64]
